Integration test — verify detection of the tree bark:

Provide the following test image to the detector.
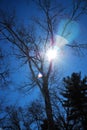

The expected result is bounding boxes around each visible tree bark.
[42,77,55,130]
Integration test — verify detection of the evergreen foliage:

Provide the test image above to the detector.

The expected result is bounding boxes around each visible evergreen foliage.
[61,72,87,129]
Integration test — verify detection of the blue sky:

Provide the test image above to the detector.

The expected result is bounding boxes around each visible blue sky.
[0,0,87,106]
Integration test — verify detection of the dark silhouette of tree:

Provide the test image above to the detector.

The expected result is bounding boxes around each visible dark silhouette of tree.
[41,118,62,130]
[0,47,10,88]
[61,72,87,129]
[41,119,48,130]
[0,0,87,129]
[26,100,45,130]
[0,100,44,130]
[1,105,31,130]
[0,97,8,128]
[4,106,21,130]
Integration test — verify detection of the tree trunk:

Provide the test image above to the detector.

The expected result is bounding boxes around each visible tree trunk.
[42,78,55,130]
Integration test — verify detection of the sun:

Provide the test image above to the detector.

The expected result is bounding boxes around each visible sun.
[46,48,57,61]
[45,35,68,62]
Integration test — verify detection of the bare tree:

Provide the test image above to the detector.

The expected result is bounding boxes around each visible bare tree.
[0,101,44,130]
[0,47,10,88]
[0,0,87,129]
[26,100,45,130]
[3,106,21,130]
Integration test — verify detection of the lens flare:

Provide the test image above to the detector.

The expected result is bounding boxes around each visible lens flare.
[55,35,68,48]
[38,73,43,78]
[58,19,80,43]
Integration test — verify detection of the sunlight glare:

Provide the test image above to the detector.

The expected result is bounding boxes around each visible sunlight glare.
[46,48,57,61]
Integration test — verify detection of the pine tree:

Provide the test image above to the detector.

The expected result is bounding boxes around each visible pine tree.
[61,72,87,129]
